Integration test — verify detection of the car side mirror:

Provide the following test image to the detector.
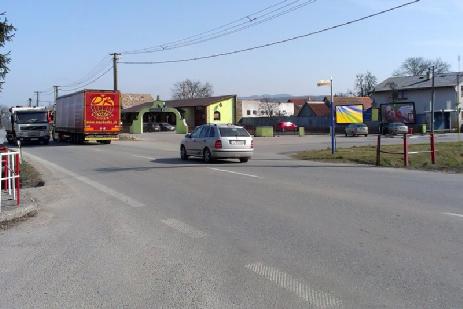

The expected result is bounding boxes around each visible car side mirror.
[185,133,192,138]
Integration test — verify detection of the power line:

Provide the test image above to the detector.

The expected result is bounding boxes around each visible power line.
[59,66,113,92]
[121,0,317,55]
[59,55,112,88]
[121,0,420,65]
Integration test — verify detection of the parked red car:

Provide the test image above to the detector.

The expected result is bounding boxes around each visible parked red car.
[277,121,298,131]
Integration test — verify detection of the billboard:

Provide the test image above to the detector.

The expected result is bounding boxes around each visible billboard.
[380,102,415,124]
[335,104,364,124]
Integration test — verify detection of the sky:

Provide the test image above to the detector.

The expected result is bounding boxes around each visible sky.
[1,0,462,106]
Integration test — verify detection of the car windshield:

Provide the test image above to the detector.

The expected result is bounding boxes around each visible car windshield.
[15,112,48,124]
[219,127,250,137]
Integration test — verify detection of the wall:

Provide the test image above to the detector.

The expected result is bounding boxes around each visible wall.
[239,116,331,132]
[238,100,295,118]
[207,97,235,124]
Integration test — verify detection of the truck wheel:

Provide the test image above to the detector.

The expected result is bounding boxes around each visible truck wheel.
[98,140,111,144]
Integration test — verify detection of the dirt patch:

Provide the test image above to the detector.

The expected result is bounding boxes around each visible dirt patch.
[119,134,138,141]
[20,160,45,188]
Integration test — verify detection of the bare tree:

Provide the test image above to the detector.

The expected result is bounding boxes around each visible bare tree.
[355,71,377,96]
[0,12,16,91]
[171,79,213,99]
[258,98,279,117]
[393,57,451,76]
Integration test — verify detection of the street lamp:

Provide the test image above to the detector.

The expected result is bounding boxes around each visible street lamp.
[317,78,336,154]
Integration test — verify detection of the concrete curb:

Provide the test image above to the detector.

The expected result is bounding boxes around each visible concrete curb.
[0,200,39,225]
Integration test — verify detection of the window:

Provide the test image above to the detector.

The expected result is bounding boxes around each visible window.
[461,85,463,98]
[214,111,221,121]
[208,127,216,138]
[191,126,203,138]
[199,126,210,138]
[246,110,251,116]
[219,127,250,137]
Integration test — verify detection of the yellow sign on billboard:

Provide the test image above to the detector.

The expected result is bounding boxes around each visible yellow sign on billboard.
[335,104,364,124]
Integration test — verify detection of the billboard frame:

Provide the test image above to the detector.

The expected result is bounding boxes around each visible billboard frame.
[335,104,364,124]
[380,101,416,124]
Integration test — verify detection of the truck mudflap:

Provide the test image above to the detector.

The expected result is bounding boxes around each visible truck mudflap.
[85,134,119,141]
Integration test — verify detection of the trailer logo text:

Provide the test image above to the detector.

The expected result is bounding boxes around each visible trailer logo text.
[90,95,115,120]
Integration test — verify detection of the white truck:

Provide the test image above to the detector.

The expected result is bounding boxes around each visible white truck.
[2,106,50,145]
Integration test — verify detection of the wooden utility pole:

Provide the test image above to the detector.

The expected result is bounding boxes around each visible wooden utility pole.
[34,91,40,107]
[110,53,121,91]
[53,85,59,104]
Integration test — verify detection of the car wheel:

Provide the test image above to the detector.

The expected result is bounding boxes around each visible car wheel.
[239,158,249,163]
[180,145,189,160]
[345,132,348,137]
[365,134,368,137]
[203,148,213,163]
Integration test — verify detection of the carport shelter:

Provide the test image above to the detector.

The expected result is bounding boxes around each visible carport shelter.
[165,95,237,132]
[122,100,187,134]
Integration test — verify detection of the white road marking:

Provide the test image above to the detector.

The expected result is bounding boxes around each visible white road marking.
[208,167,261,179]
[23,153,145,208]
[91,149,104,152]
[161,218,207,239]
[245,262,342,308]
[132,154,156,160]
[442,212,463,219]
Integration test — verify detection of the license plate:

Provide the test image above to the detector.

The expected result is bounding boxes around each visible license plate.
[30,138,38,141]
[230,140,245,145]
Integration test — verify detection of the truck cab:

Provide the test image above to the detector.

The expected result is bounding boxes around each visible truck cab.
[3,106,50,145]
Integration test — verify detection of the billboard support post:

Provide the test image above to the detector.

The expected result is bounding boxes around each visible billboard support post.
[403,133,409,167]
[430,133,436,164]
[317,78,336,154]
[376,134,381,166]
[330,78,335,154]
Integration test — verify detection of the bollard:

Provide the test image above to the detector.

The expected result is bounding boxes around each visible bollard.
[15,153,20,206]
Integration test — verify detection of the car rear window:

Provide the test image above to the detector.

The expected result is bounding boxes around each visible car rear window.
[219,127,250,137]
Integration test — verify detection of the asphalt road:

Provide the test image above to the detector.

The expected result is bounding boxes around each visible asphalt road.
[0,133,462,308]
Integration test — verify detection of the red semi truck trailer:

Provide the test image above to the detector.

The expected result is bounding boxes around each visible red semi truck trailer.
[53,89,121,144]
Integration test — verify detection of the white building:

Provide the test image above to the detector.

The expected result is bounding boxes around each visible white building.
[373,73,462,131]
[237,100,294,118]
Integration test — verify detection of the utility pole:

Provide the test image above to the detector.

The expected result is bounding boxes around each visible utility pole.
[110,53,121,91]
[53,85,59,104]
[430,66,435,133]
[34,91,40,107]
[458,55,461,136]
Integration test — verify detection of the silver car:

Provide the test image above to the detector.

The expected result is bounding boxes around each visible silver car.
[180,124,254,163]
[384,122,408,135]
[345,123,368,137]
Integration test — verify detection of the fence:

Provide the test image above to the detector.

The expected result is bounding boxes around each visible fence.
[0,151,21,212]
[376,133,436,167]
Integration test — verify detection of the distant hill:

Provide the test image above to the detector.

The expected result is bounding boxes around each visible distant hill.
[239,94,326,102]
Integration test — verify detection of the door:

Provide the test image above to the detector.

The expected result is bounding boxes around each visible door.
[184,126,201,155]
[190,125,207,155]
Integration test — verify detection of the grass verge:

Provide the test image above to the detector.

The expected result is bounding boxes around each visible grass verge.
[293,141,463,173]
